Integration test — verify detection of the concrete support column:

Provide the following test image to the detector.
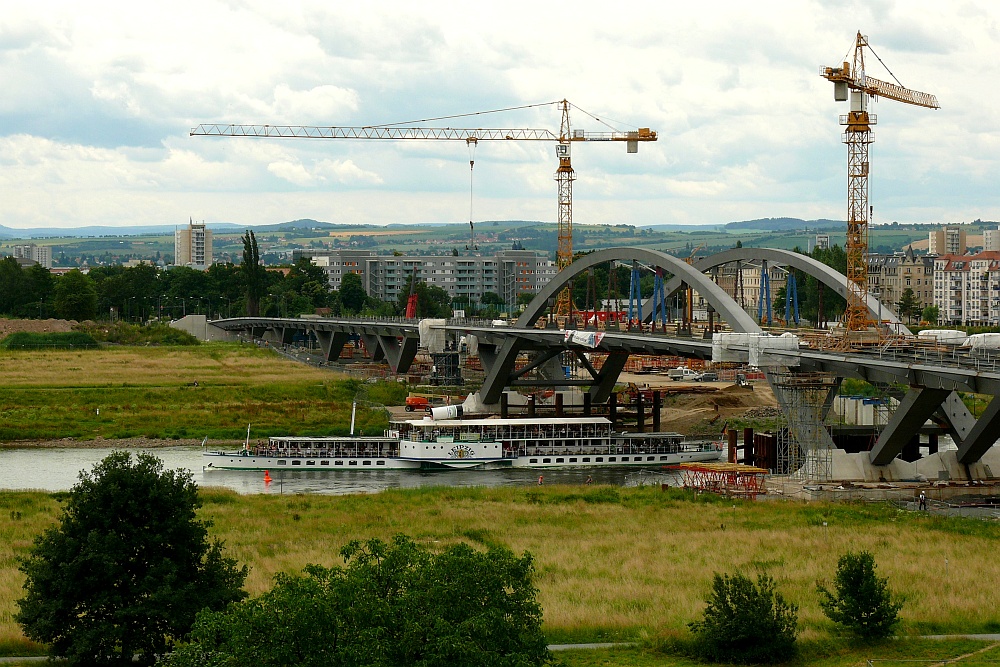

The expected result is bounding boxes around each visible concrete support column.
[744,427,755,467]
[652,391,661,432]
[583,392,592,417]
[555,393,564,418]
[871,387,950,466]
[500,393,508,419]
[636,393,645,434]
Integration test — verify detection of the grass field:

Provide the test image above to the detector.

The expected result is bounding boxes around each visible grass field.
[3,485,1000,657]
[0,343,403,441]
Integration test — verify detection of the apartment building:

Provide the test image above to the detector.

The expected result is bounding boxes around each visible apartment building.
[295,248,558,305]
[933,251,1000,325]
[928,226,967,255]
[12,244,52,268]
[174,219,213,269]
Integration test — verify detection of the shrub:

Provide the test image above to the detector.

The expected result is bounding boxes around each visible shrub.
[161,535,550,667]
[688,572,798,664]
[818,550,902,640]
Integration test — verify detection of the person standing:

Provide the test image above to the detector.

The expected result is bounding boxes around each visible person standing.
[537,475,544,486]
[919,491,927,511]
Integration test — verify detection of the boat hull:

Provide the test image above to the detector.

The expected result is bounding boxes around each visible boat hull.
[203,448,721,471]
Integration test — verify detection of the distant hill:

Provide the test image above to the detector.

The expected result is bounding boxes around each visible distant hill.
[724,218,844,231]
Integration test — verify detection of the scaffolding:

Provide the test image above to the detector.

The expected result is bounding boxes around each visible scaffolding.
[768,371,840,482]
[670,462,769,500]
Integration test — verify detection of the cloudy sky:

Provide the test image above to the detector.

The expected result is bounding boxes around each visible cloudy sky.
[0,0,996,230]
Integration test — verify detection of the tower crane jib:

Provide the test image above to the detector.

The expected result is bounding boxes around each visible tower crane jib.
[191,99,657,317]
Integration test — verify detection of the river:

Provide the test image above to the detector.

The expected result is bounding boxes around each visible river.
[0,446,678,495]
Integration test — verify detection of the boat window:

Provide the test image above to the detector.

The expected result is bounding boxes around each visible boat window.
[307,461,315,465]
[570,458,577,463]
[377,461,385,465]
[321,461,330,465]
[556,458,564,463]
[349,461,357,466]
[647,456,655,461]
[543,458,551,463]
[583,457,590,462]
[277,460,286,465]
[292,461,302,466]
[609,457,616,462]
[335,461,343,466]
[530,459,538,463]
[660,456,668,461]
[596,457,603,462]
[363,461,372,465]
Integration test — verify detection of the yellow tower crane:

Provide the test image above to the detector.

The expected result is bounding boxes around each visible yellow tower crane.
[191,100,657,315]
[821,32,939,337]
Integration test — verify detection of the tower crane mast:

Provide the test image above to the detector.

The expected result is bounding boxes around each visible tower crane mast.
[192,100,657,316]
[821,32,938,336]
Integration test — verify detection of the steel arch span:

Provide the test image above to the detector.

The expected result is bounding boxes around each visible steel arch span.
[516,247,762,333]
[478,248,764,405]
[661,247,910,334]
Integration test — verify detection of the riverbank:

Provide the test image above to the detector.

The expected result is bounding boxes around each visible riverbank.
[3,483,1000,654]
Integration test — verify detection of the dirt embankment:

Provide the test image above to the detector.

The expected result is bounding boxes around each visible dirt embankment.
[0,318,76,339]
[658,383,779,436]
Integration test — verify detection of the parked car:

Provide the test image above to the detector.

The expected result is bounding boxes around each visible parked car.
[695,372,719,382]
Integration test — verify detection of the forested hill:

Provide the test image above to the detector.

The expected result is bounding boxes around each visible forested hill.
[724,218,843,231]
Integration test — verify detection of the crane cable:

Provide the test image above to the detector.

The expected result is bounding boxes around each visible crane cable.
[467,138,478,251]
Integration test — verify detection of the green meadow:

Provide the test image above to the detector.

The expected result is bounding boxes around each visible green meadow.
[0,343,402,441]
[3,485,1000,659]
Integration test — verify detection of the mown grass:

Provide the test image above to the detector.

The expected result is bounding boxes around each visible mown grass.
[4,486,1000,656]
[557,638,999,667]
[0,343,402,440]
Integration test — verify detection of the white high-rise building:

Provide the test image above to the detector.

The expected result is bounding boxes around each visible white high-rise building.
[984,226,1000,252]
[12,244,52,268]
[174,219,213,269]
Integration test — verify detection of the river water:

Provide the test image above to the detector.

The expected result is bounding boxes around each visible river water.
[0,446,677,495]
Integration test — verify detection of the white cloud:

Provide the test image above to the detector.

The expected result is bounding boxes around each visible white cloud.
[0,0,997,228]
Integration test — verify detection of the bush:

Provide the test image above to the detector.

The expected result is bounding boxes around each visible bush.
[818,550,902,640]
[161,535,550,667]
[688,572,798,664]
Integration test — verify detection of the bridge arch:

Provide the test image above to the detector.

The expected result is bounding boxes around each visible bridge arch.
[516,247,762,334]
[662,247,910,334]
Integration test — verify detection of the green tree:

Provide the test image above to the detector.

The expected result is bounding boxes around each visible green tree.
[16,451,247,667]
[240,230,266,317]
[922,304,940,324]
[897,288,921,324]
[0,257,29,315]
[817,550,902,640]
[688,572,798,664]
[162,535,548,667]
[53,269,98,321]
[339,272,367,314]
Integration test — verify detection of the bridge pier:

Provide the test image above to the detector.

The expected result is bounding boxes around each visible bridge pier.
[870,387,952,466]
[315,331,351,363]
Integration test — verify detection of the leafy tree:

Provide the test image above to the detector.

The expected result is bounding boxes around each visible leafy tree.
[340,272,367,314]
[53,269,99,321]
[16,451,247,667]
[817,550,902,640]
[240,230,266,317]
[688,572,798,664]
[162,535,549,667]
[922,304,940,324]
[0,257,30,315]
[480,291,504,306]
[897,288,921,324]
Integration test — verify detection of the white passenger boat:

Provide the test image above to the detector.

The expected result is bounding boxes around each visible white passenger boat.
[203,416,723,471]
